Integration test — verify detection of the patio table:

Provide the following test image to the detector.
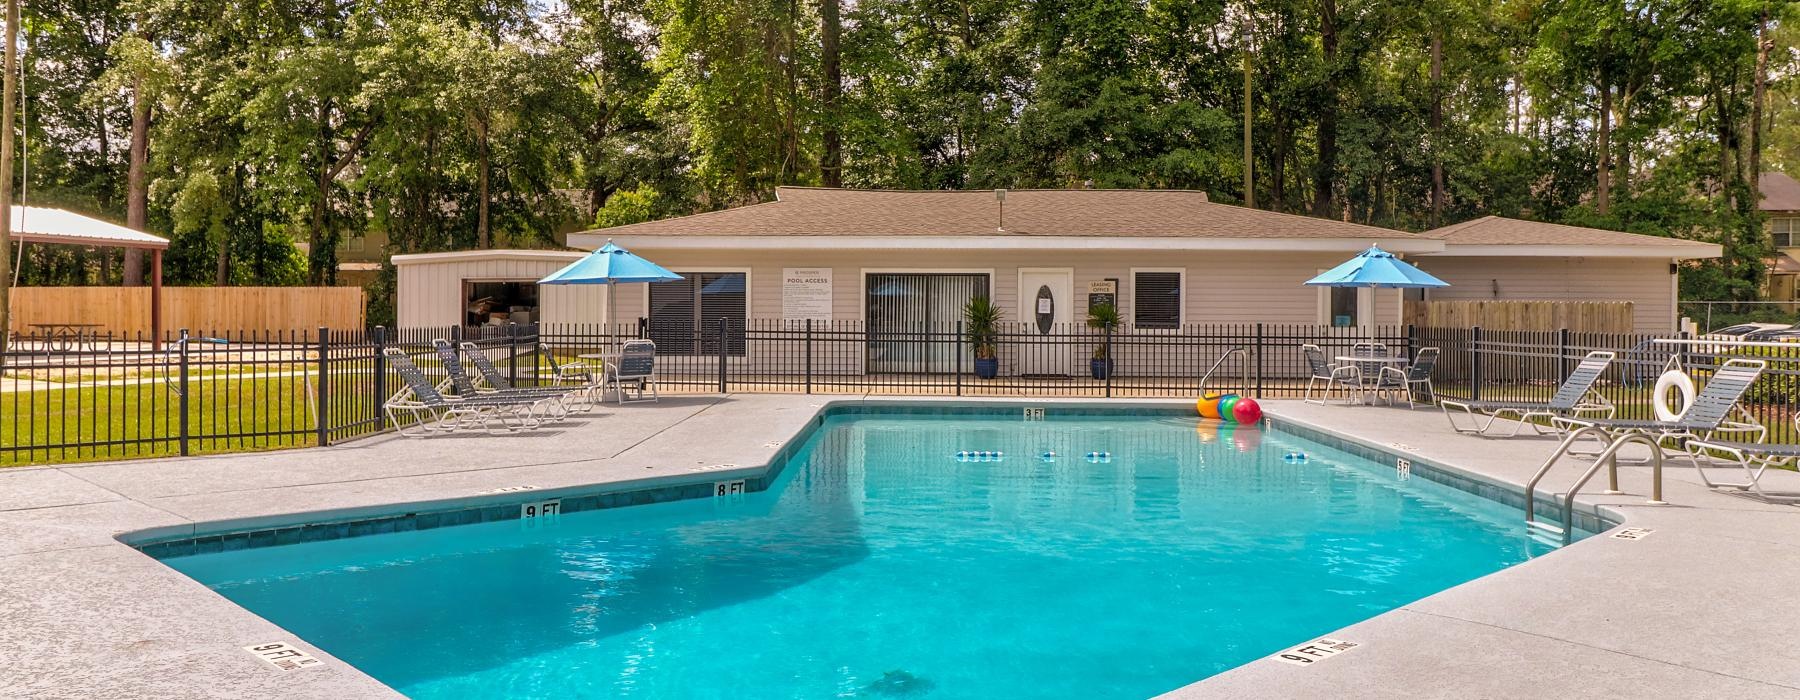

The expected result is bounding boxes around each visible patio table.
[1336,355,1409,404]
[29,323,104,354]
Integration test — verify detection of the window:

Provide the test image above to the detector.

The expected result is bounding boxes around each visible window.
[1329,288,1359,327]
[1775,218,1798,248]
[1132,271,1182,329]
[647,272,747,355]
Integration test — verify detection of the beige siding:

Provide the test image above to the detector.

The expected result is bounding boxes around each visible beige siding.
[601,248,1407,327]
[396,257,605,329]
[1412,256,1675,333]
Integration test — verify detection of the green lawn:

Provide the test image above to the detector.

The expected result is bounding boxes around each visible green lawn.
[0,375,343,466]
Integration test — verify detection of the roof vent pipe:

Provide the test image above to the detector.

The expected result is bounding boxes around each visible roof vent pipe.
[995,189,1007,232]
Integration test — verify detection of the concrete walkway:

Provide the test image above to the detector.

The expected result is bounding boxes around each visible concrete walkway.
[3,395,1799,698]
[1174,401,1800,699]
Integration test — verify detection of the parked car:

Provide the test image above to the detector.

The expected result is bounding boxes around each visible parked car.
[1706,322,1789,339]
[1742,323,1800,341]
[1749,328,1800,343]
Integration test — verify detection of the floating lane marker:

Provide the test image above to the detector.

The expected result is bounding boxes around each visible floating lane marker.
[1273,637,1359,666]
[245,642,323,671]
[954,451,1005,463]
[1610,527,1653,541]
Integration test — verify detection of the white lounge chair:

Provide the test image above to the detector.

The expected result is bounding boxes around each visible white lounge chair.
[1551,359,1767,448]
[460,341,598,412]
[382,349,556,436]
[1441,351,1615,437]
[431,339,574,419]
[1685,414,1800,502]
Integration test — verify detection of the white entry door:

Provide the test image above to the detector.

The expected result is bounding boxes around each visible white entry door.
[1017,268,1074,376]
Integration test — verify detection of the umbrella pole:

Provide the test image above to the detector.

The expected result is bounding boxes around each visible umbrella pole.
[608,280,619,356]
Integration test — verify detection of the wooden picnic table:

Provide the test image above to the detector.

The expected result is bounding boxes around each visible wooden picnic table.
[28,323,104,353]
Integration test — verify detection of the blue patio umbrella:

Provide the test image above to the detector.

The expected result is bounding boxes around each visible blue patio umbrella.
[1304,246,1449,289]
[539,240,683,350]
[1306,246,1447,331]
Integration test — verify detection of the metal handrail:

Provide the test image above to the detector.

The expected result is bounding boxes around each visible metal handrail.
[1525,425,1667,544]
[1199,346,1250,396]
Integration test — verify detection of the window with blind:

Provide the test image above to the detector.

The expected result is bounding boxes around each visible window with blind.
[646,272,747,355]
[1775,218,1798,248]
[1132,271,1182,329]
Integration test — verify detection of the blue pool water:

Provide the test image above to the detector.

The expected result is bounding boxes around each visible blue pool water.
[165,412,1561,699]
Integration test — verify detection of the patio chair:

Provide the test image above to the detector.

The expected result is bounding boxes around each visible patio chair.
[382,349,556,437]
[605,339,660,404]
[459,341,598,413]
[1302,344,1360,405]
[431,339,575,419]
[539,342,598,387]
[1440,351,1616,437]
[1684,414,1800,503]
[1376,347,1439,408]
[1350,343,1391,399]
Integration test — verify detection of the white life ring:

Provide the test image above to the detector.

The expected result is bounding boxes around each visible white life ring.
[1652,371,1695,422]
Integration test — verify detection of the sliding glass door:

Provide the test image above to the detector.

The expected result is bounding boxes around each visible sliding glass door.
[865,273,988,373]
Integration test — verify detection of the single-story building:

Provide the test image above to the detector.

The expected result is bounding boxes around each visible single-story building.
[393,189,1720,364]
[1412,216,1717,333]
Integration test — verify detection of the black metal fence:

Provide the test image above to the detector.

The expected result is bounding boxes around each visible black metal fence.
[4,320,1796,465]
[0,325,531,465]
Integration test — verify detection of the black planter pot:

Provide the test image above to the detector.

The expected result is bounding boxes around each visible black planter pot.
[1090,358,1113,380]
[974,357,999,379]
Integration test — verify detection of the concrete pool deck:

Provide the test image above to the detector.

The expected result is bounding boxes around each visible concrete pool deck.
[2,395,1799,698]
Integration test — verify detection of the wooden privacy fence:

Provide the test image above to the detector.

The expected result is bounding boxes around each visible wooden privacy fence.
[1404,300,1634,333]
[7,286,364,337]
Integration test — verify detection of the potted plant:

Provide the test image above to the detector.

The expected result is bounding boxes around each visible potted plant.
[1087,302,1120,379]
[964,296,1003,379]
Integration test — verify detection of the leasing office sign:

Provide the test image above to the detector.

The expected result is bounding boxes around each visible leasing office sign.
[783,268,833,320]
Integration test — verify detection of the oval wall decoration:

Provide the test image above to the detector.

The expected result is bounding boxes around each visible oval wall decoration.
[1035,285,1055,334]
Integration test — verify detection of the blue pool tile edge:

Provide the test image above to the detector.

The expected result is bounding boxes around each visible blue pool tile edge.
[130,401,1605,560]
[1265,415,1619,536]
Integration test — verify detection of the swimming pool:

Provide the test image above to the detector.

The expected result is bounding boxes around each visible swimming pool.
[162,409,1564,699]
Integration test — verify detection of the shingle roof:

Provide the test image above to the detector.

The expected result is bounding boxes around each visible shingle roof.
[1761,172,1800,212]
[576,187,1423,240]
[1422,216,1711,249]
